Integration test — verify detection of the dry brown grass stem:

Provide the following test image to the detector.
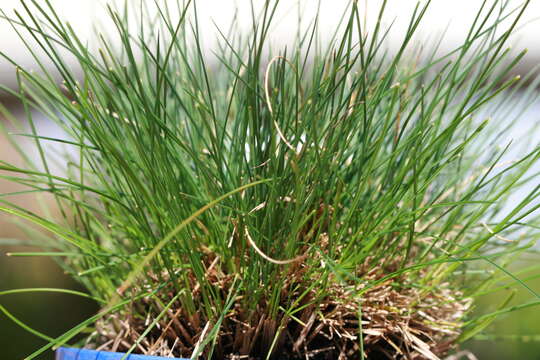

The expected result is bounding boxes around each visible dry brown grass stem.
[244,226,306,265]
[264,55,301,154]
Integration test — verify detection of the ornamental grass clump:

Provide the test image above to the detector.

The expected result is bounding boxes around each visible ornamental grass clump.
[1,0,540,359]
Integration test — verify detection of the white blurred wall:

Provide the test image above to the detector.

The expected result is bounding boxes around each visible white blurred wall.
[0,0,538,92]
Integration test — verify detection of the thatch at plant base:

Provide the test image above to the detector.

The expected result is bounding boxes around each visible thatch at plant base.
[1,0,540,360]
[91,252,470,360]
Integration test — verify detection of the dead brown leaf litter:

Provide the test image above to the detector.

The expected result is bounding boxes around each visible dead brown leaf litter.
[90,251,470,359]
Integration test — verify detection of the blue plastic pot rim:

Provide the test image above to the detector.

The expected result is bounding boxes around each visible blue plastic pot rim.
[56,347,187,360]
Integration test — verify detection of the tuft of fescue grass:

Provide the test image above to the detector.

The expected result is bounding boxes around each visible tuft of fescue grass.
[1,0,540,359]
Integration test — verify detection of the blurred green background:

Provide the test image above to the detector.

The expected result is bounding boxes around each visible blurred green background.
[466,264,540,359]
[0,101,98,359]
[0,246,98,360]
